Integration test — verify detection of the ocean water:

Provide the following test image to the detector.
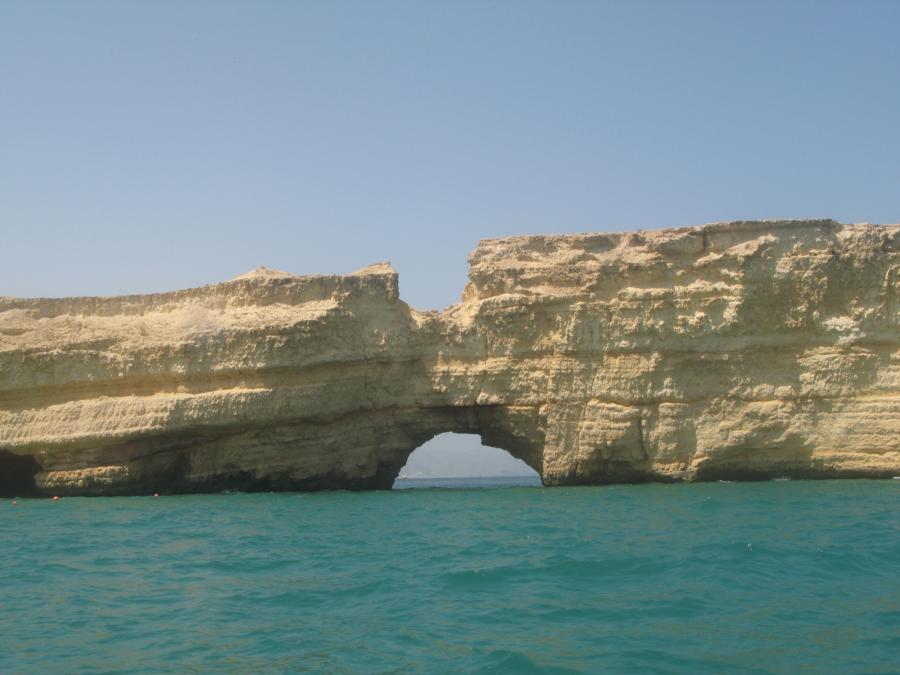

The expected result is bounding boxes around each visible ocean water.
[2,480,898,674]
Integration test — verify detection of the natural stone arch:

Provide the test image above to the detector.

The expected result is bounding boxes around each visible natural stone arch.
[365,405,546,491]
[2,220,900,496]
[393,431,541,484]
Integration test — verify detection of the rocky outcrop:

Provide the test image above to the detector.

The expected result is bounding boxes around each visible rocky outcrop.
[1,219,898,496]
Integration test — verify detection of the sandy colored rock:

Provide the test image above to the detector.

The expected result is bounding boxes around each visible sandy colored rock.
[1,219,898,495]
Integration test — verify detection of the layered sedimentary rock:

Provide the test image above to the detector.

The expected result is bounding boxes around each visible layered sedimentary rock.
[1,219,898,496]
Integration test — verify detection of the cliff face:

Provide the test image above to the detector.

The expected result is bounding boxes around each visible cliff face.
[2,219,898,496]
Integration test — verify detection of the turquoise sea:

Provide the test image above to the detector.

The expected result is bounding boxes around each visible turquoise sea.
[2,479,898,674]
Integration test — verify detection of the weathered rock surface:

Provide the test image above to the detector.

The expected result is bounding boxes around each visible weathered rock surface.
[1,219,898,496]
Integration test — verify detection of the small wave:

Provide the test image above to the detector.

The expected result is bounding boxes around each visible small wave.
[471,649,581,674]
[442,564,522,590]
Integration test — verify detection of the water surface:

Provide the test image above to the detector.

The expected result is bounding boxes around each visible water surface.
[2,480,898,673]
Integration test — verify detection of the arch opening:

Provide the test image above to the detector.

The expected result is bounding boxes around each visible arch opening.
[392,433,541,489]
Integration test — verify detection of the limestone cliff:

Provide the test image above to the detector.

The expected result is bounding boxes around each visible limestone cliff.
[1,219,898,496]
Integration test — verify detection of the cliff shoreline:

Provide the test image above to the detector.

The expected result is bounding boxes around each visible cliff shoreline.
[2,219,898,496]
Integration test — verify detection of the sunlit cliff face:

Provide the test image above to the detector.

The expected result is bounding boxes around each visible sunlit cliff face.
[1,219,899,496]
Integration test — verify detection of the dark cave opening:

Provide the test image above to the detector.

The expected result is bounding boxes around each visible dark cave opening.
[0,451,40,498]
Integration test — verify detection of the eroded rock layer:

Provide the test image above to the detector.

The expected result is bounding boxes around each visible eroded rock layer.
[1,220,898,495]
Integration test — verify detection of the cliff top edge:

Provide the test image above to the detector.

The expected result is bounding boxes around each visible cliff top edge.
[2,220,897,306]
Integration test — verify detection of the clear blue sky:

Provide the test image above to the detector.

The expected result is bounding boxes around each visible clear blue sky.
[2,0,899,309]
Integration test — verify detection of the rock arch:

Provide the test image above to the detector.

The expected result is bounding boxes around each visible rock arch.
[1,220,899,495]
[394,431,541,484]
[380,406,545,487]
